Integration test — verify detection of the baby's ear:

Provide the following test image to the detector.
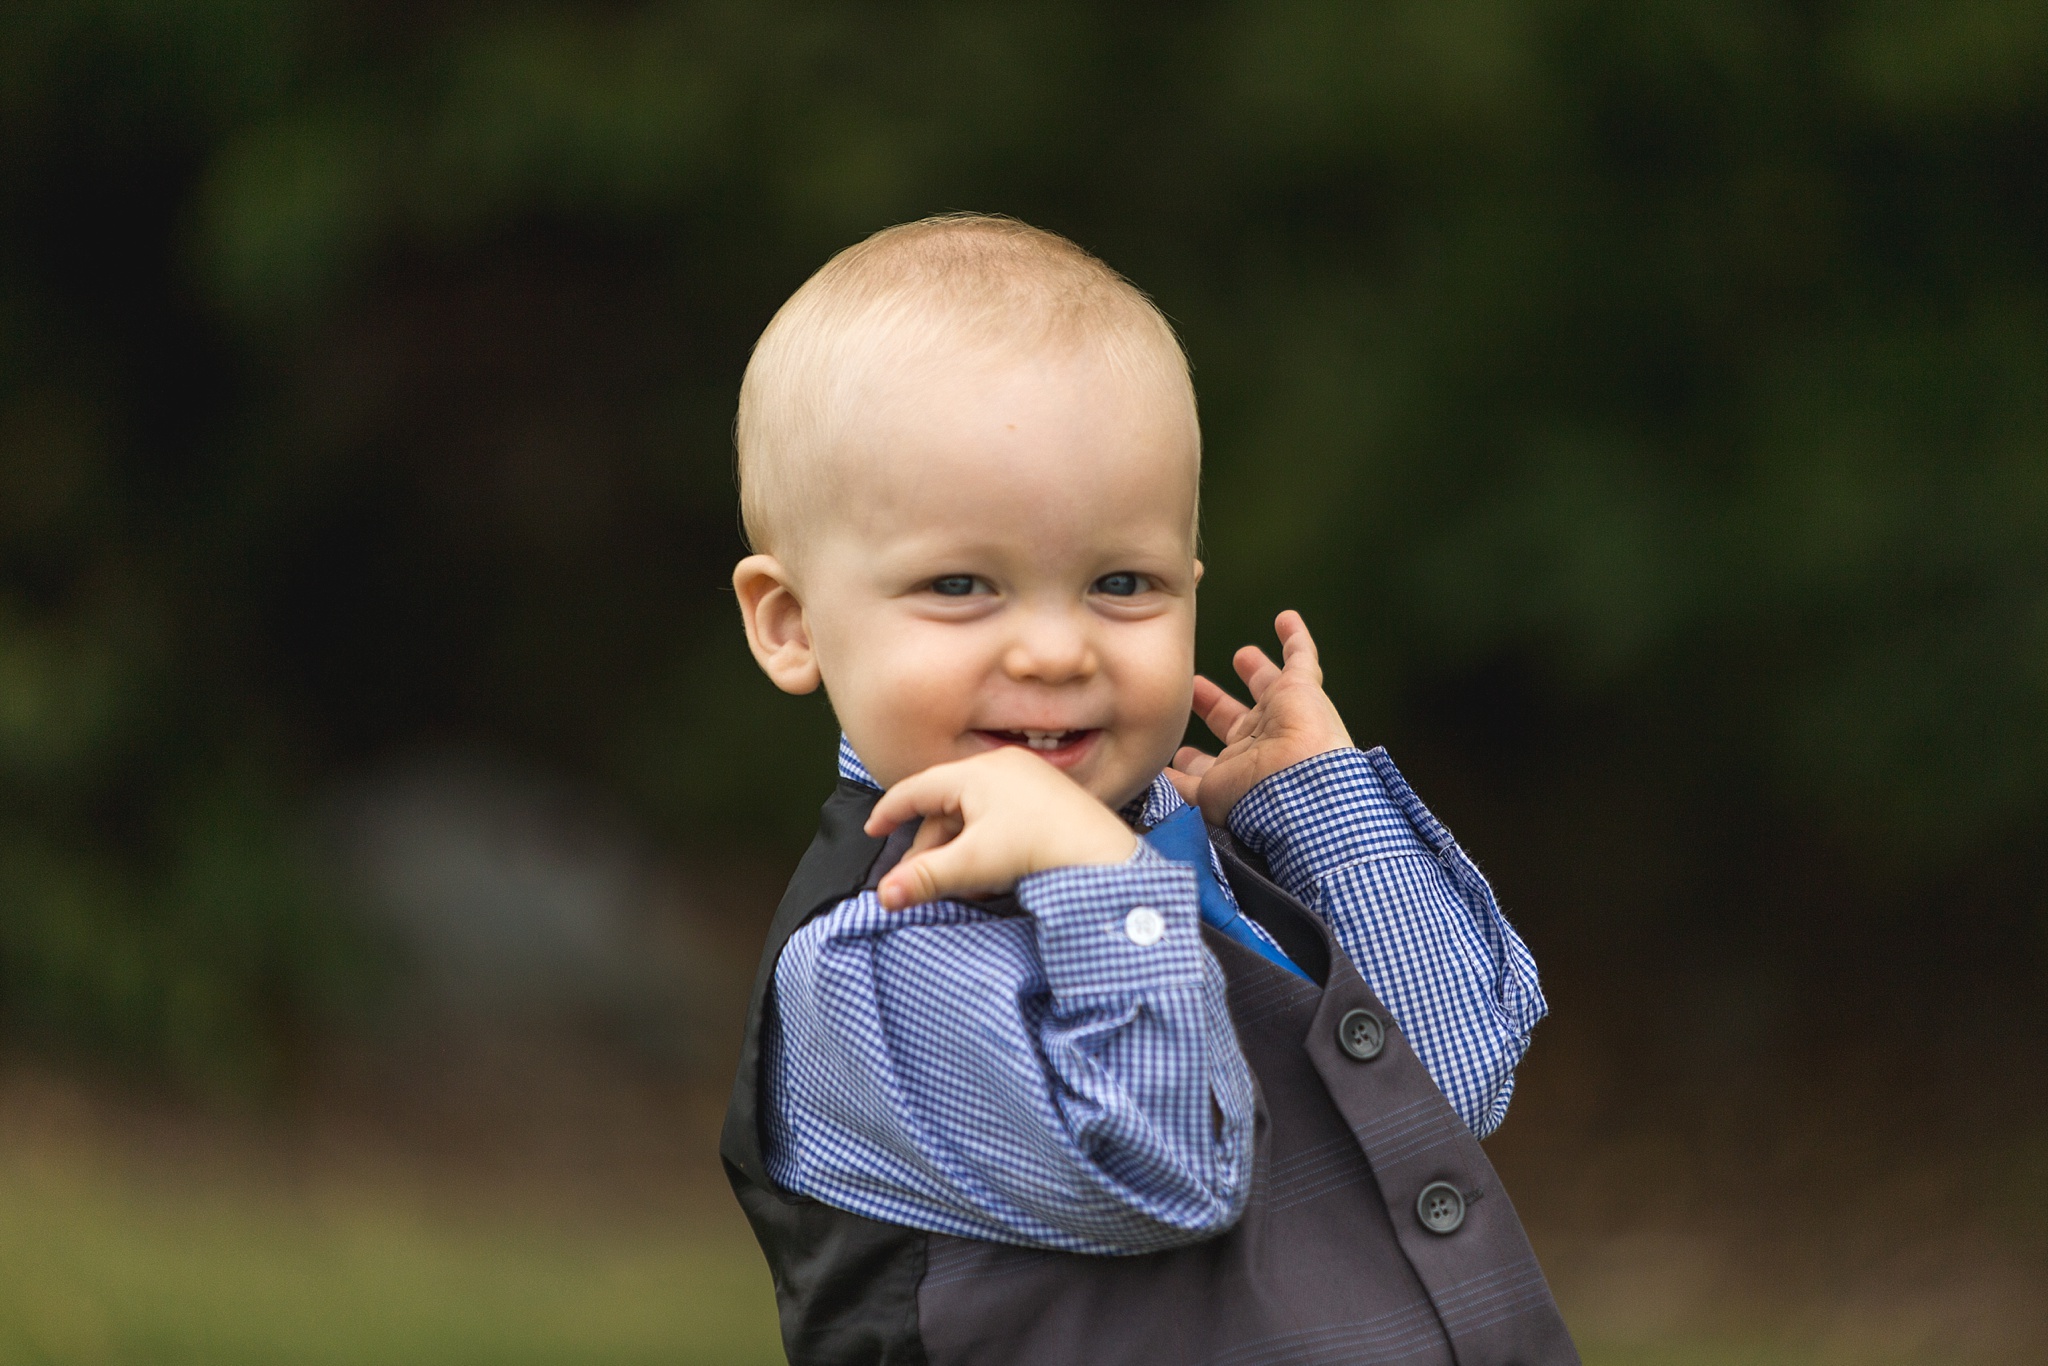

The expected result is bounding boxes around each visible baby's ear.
[733,554,821,694]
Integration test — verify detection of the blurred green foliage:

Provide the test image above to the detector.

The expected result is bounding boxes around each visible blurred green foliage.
[1,0,2043,1075]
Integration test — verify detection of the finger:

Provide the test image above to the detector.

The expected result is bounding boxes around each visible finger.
[1233,644,1283,701]
[877,832,995,910]
[865,761,966,835]
[1192,674,1251,743]
[1273,610,1323,685]
[873,818,962,910]
[905,813,959,860]
[1172,746,1216,777]
[877,853,944,910]
[1165,766,1201,806]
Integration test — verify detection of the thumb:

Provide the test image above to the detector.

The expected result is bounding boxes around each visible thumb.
[877,855,940,911]
[877,833,989,910]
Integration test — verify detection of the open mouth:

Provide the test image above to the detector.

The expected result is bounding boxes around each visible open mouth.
[979,728,1099,755]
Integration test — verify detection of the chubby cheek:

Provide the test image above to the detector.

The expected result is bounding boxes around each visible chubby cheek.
[1106,627,1198,777]
[832,637,986,782]
[1124,668,1195,759]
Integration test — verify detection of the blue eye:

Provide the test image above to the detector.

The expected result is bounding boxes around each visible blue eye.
[1094,572,1144,597]
[931,575,978,597]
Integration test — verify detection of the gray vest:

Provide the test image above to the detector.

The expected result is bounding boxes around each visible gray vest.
[722,779,1580,1366]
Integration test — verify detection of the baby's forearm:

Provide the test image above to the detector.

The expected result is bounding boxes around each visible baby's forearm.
[1229,747,1548,1135]
[762,871,1256,1254]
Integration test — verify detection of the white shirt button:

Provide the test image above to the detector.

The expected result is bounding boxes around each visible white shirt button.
[1123,906,1166,946]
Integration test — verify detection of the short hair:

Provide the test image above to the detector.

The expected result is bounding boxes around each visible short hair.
[734,213,1198,556]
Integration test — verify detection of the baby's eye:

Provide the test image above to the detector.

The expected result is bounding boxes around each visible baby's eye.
[929,575,982,597]
[1092,572,1147,597]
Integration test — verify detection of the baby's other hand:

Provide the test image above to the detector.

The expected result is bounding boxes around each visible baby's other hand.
[1167,610,1355,827]
[864,747,1139,911]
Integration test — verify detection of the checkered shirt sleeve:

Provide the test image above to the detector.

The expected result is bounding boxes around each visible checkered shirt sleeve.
[765,745,1255,1254]
[1227,747,1548,1137]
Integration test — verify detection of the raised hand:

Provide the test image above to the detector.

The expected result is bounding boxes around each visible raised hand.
[1167,610,1355,826]
[864,745,1139,910]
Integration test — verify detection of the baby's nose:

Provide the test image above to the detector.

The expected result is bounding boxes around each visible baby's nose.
[1002,612,1098,683]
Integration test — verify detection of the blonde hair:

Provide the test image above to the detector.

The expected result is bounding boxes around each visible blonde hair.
[734,213,1197,555]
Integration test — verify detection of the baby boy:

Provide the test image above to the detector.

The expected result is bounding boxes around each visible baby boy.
[720,215,1579,1366]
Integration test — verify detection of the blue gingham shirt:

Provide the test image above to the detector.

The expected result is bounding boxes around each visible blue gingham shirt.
[761,738,1546,1255]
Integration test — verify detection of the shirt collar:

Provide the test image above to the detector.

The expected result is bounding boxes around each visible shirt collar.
[837,734,880,789]
[836,733,1185,833]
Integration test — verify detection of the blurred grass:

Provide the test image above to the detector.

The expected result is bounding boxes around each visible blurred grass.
[0,1144,1889,1366]
[0,1153,784,1366]
[1,1038,2027,1366]
[1579,1353,1819,1366]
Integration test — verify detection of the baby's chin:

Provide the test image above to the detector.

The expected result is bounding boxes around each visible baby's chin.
[1065,739,1178,813]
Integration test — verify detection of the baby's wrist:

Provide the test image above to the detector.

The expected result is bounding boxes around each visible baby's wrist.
[1225,746,1382,884]
[1035,820,1138,871]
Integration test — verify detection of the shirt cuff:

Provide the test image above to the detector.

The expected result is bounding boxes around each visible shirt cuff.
[1225,747,1435,901]
[1016,852,1206,999]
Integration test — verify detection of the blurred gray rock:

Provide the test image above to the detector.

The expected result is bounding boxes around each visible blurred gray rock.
[325,750,730,1063]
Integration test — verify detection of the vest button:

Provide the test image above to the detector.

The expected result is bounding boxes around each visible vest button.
[1336,1008,1385,1061]
[1416,1181,1466,1235]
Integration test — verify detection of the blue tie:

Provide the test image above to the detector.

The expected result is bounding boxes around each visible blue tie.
[1143,805,1312,982]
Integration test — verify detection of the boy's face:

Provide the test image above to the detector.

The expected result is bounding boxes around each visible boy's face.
[754,343,1200,812]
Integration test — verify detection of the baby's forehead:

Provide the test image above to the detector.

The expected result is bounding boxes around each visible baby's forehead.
[843,447,1197,532]
[845,353,1193,491]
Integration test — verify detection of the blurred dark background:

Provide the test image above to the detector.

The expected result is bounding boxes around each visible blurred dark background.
[1,2,2044,1362]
